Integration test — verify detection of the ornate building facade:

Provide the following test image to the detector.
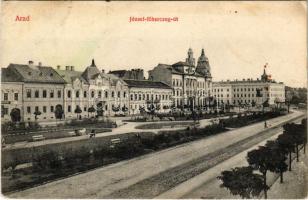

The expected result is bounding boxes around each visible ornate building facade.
[1,59,170,122]
[149,48,212,109]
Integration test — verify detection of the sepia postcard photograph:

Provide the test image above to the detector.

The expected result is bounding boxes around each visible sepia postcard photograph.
[0,1,307,199]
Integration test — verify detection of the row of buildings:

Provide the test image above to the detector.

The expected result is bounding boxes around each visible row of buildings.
[1,48,285,122]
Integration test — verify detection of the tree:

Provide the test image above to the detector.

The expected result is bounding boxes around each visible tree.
[33,110,42,121]
[88,106,96,118]
[218,166,268,199]
[139,106,146,116]
[156,104,161,113]
[74,105,82,119]
[283,123,303,162]
[112,105,120,115]
[262,99,269,113]
[247,146,273,198]
[147,103,156,115]
[54,105,63,121]
[301,118,307,153]
[10,108,21,122]
[265,140,288,183]
[277,133,295,171]
[96,102,104,117]
[251,100,256,107]
[122,105,128,115]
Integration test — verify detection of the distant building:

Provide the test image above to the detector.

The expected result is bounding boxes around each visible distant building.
[109,69,145,80]
[124,79,173,115]
[149,48,212,109]
[212,67,285,107]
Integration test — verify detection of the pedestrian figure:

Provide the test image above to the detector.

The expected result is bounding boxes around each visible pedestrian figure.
[89,129,95,138]
[264,121,268,128]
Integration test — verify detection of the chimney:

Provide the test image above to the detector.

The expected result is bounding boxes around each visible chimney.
[28,60,37,70]
[38,62,42,67]
[71,66,74,71]
[57,65,61,70]
[65,66,70,70]
[28,60,34,67]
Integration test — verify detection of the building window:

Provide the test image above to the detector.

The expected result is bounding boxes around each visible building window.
[98,91,102,98]
[50,106,54,112]
[58,90,61,98]
[68,105,71,112]
[124,92,126,98]
[139,94,142,101]
[67,90,71,98]
[76,91,80,98]
[43,90,47,98]
[2,107,8,116]
[105,105,108,110]
[118,91,121,98]
[3,93,8,101]
[134,94,137,100]
[27,106,31,114]
[111,91,114,98]
[84,91,87,98]
[143,94,145,100]
[35,106,39,112]
[105,91,108,98]
[43,106,47,113]
[35,90,39,98]
[91,91,95,98]
[131,94,134,101]
[50,90,54,98]
[84,106,87,112]
[14,93,18,101]
[147,94,149,100]
[26,89,31,98]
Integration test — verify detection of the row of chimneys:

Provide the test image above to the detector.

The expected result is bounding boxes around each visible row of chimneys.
[28,61,75,71]
[56,65,75,71]
[29,60,107,73]
[28,60,42,67]
[221,78,257,82]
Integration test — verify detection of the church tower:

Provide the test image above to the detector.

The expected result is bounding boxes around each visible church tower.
[196,48,211,78]
[186,48,195,66]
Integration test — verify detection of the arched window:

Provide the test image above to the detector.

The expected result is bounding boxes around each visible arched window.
[67,90,71,98]
[76,90,80,98]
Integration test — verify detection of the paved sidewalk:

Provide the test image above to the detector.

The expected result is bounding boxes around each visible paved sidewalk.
[267,150,308,199]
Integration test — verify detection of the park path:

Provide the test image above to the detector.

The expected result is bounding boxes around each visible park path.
[3,115,226,151]
[8,110,303,198]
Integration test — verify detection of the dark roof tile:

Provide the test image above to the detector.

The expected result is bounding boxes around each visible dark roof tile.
[124,79,172,89]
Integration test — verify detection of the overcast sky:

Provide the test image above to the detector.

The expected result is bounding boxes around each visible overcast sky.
[1,1,306,87]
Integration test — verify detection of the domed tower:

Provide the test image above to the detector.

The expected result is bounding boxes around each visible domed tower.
[196,48,211,78]
[185,48,195,66]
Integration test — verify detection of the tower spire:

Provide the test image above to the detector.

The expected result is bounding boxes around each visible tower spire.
[201,48,205,56]
[91,59,96,67]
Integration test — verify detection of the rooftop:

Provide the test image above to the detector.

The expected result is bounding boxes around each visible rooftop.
[7,63,65,84]
[124,79,172,89]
